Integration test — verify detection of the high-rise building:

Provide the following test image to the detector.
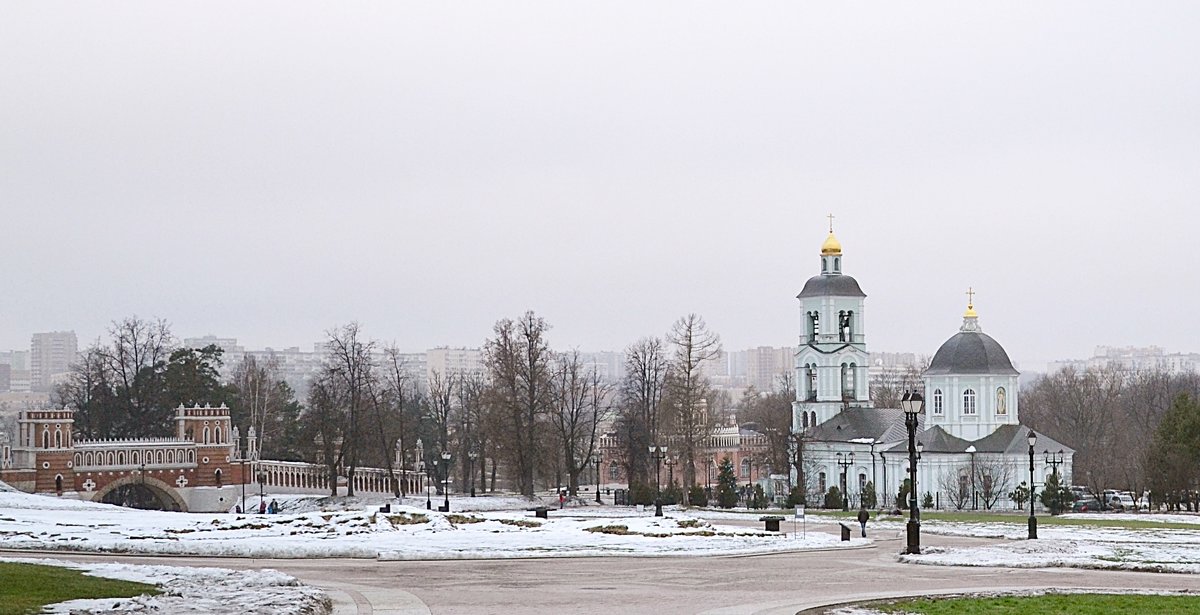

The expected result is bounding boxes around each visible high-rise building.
[30,331,77,393]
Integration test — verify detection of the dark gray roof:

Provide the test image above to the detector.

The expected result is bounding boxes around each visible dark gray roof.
[884,426,972,454]
[971,424,1076,455]
[809,407,916,443]
[925,331,1019,375]
[797,274,866,299]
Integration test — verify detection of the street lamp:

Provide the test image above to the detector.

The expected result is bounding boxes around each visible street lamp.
[468,450,478,498]
[900,389,925,555]
[664,455,676,494]
[965,445,977,510]
[593,454,603,504]
[257,470,266,514]
[441,451,452,512]
[428,459,436,510]
[648,445,667,516]
[1027,430,1038,539]
[836,452,854,511]
[1044,449,1064,515]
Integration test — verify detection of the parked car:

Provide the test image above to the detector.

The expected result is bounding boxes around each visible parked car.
[1072,498,1102,512]
[1108,494,1136,511]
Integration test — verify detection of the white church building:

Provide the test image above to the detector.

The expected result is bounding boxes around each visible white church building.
[792,226,1074,510]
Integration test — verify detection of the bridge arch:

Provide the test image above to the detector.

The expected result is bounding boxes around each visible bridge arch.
[93,474,189,512]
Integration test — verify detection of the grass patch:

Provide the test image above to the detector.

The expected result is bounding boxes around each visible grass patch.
[870,593,1200,614]
[585,524,632,535]
[385,513,429,527]
[497,519,541,528]
[446,514,485,525]
[677,519,706,528]
[0,562,160,615]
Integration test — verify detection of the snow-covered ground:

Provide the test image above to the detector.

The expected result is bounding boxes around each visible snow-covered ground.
[2,557,329,615]
[0,489,862,560]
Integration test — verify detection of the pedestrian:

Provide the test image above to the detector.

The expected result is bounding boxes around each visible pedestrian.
[259,500,266,514]
[269,499,279,514]
[235,505,242,514]
[559,490,566,509]
[857,506,870,537]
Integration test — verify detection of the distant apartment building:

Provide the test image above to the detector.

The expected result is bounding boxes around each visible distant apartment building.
[867,351,926,391]
[0,364,10,392]
[425,347,483,382]
[30,331,77,393]
[1048,345,1200,375]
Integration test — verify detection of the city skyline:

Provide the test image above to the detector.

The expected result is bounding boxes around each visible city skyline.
[4,3,1198,373]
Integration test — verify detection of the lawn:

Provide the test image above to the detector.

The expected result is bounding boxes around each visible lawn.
[869,593,1200,614]
[0,561,160,615]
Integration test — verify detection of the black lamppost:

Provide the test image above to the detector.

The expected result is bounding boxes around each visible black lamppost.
[1027,430,1038,539]
[593,454,602,504]
[428,459,436,510]
[441,451,452,512]
[664,455,676,493]
[900,390,925,555]
[966,445,977,510]
[257,470,266,514]
[238,456,246,513]
[468,451,478,498]
[835,452,854,511]
[649,444,667,516]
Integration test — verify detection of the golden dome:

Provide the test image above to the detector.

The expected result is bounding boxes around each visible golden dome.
[964,304,978,318]
[821,232,842,256]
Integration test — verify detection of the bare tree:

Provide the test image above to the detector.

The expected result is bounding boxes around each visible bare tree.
[665,314,722,489]
[614,337,669,488]
[381,346,420,497]
[455,371,488,495]
[99,317,175,437]
[304,374,346,497]
[938,467,971,510]
[426,369,454,493]
[548,350,611,496]
[974,456,1014,510]
[322,323,377,497]
[483,311,553,496]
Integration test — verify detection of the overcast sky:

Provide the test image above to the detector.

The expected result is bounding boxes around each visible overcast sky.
[3,3,1198,369]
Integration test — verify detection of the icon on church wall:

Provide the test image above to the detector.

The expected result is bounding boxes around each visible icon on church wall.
[996,387,1007,415]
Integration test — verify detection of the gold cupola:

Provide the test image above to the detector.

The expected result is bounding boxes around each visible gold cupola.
[821,231,843,256]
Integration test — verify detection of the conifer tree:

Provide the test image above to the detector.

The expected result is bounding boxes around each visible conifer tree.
[716,456,738,508]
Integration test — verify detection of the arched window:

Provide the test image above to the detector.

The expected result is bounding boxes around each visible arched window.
[609,462,619,480]
[215,469,223,488]
[132,451,139,465]
[810,411,817,428]
[54,430,62,448]
[822,259,827,272]
[118,451,125,465]
[168,450,175,464]
[933,389,944,415]
[806,364,817,401]
[42,430,49,449]
[834,257,840,272]
[996,387,1008,415]
[203,427,210,445]
[841,363,854,399]
[189,451,195,463]
[55,475,63,494]
[740,458,751,478]
[809,312,821,337]
[963,389,977,415]
[818,472,827,494]
[802,412,809,428]
[858,472,867,493]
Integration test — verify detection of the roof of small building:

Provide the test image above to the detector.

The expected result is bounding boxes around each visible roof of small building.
[796,274,867,299]
[808,407,917,444]
[971,424,1076,455]
[883,425,972,454]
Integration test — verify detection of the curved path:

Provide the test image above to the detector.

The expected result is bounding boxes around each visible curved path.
[6,531,1199,614]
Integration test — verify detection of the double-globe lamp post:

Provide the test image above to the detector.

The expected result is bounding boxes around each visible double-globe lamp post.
[900,390,925,555]
[835,452,854,511]
[649,445,668,517]
[1027,430,1038,539]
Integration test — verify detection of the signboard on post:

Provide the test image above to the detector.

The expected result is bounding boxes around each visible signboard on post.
[794,505,805,538]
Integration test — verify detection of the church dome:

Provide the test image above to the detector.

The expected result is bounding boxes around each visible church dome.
[925,329,1018,375]
[821,232,842,255]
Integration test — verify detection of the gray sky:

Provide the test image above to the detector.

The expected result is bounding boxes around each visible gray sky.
[3,2,1198,369]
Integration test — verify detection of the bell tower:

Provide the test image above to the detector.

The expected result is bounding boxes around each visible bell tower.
[793,217,872,432]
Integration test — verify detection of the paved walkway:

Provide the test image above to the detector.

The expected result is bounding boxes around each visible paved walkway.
[7,530,1199,614]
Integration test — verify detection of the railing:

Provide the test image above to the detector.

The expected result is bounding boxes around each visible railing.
[251,459,425,495]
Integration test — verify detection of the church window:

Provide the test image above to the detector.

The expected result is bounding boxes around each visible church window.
[810,411,817,427]
[808,312,821,337]
[834,257,840,272]
[858,473,867,494]
[54,430,62,448]
[822,259,827,273]
[933,389,943,415]
[609,462,620,480]
[802,412,809,428]
[963,389,977,415]
[203,427,210,445]
[806,364,817,401]
[996,387,1007,415]
[740,458,751,478]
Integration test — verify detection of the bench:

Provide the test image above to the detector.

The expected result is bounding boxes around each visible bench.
[529,507,550,519]
[759,515,785,532]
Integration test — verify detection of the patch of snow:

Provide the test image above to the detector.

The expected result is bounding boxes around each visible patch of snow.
[2,557,329,615]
